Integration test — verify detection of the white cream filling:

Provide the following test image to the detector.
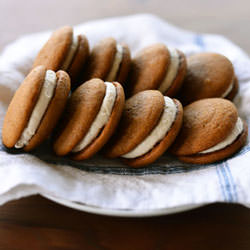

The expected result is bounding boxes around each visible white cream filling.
[61,35,79,70]
[158,48,179,94]
[200,117,243,154]
[72,82,116,153]
[221,78,234,98]
[15,70,57,148]
[122,96,177,159]
[105,44,123,81]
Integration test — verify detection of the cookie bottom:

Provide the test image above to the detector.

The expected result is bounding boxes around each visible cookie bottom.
[164,50,187,97]
[225,76,239,101]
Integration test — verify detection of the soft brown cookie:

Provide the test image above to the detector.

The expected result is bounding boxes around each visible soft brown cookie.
[53,78,125,160]
[178,53,238,105]
[171,98,248,164]
[81,37,131,86]
[126,44,187,97]
[105,90,165,157]
[33,26,89,89]
[105,90,183,167]
[123,99,183,167]
[2,65,71,151]
[178,121,248,164]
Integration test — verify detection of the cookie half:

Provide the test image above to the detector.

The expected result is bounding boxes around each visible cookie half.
[105,90,183,167]
[127,43,187,97]
[2,65,71,151]
[171,98,248,164]
[33,26,89,89]
[178,53,238,105]
[53,78,125,160]
[81,37,131,85]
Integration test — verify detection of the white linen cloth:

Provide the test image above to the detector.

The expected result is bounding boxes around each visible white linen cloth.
[0,14,250,211]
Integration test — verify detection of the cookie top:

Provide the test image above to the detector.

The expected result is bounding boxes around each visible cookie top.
[171,98,238,156]
[127,44,170,96]
[53,78,106,156]
[105,90,165,157]
[33,26,73,71]
[179,53,235,104]
[2,65,46,147]
[82,37,117,81]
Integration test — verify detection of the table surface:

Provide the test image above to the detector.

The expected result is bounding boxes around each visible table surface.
[1,0,250,249]
[1,196,250,250]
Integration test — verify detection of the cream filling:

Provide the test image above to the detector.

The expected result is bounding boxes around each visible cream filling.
[72,82,116,153]
[105,44,123,81]
[158,48,179,94]
[15,70,57,148]
[221,78,234,98]
[200,117,243,154]
[122,96,177,159]
[61,35,79,70]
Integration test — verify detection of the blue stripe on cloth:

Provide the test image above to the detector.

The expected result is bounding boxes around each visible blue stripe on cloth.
[224,161,238,202]
[216,165,227,201]
[220,162,234,202]
[195,34,205,51]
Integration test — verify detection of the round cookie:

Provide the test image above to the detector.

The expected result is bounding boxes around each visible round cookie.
[33,26,89,90]
[105,90,183,167]
[126,43,187,97]
[81,37,131,86]
[53,78,125,160]
[2,65,71,151]
[178,53,238,105]
[171,98,248,164]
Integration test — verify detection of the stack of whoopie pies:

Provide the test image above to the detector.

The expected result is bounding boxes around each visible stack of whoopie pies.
[2,26,248,168]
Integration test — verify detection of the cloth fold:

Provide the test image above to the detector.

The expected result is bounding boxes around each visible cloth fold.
[0,14,249,211]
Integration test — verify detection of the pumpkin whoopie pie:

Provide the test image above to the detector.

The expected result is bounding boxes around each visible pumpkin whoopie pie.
[105,90,183,167]
[171,98,248,164]
[53,78,125,160]
[126,43,187,97]
[33,26,89,89]
[2,65,71,151]
[178,53,238,105]
[81,37,131,85]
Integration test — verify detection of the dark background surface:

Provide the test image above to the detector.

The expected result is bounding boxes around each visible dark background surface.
[0,0,250,54]
[0,0,250,249]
